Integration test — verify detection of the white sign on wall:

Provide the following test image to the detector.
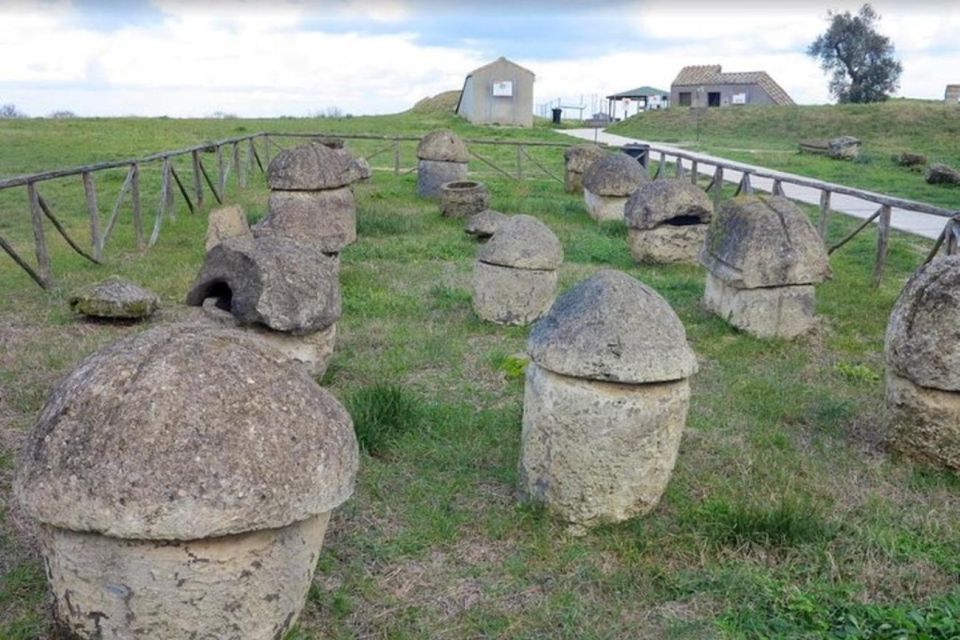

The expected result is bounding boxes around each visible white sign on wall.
[732,93,747,105]
[492,81,513,97]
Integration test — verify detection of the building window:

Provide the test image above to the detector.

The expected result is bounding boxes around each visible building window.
[678,92,691,107]
[708,92,721,107]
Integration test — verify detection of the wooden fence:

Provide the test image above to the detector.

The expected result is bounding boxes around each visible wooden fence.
[1,131,957,290]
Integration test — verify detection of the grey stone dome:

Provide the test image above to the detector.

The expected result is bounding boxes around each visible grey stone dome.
[699,195,830,288]
[416,130,470,162]
[267,143,356,191]
[477,214,563,270]
[564,144,605,173]
[528,270,698,383]
[624,179,713,230]
[15,323,359,540]
[582,153,649,196]
[885,255,960,391]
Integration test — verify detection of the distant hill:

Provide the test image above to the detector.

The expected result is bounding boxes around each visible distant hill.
[409,90,461,114]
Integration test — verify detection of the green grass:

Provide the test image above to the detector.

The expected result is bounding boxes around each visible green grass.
[609,99,960,209]
[1,111,959,638]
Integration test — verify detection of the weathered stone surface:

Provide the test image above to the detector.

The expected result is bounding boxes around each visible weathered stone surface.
[584,190,630,222]
[798,136,861,160]
[254,187,357,253]
[477,214,563,270]
[465,209,508,239]
[564,144,605,193]
[703,272,816,339]
[68,276,159,319]
[186,236,341,334]
[628,224,707,264]
[200,298,337,378]
[439,180,490,218]
[528,270,697,383]
[14,323,358,540]
[350,156,372,181]
[700,195,830,288]
[518,363,689,527]
[925,163,960,185]
[416,130,469,162]
[417,159,468,198]
[624,179,713,231]
[896,152,927,167]
[886,372,960,471]
[581,153,649,197]
[472,261,557,326]
[205,205,252,251]
[42,513,330,640]
[267,143,356,191]
[885,255,960,391]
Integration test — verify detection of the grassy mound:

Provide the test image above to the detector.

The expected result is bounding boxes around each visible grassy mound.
[408,90,462,115]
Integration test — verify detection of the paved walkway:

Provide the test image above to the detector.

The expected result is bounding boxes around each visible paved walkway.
[559,128,951,240]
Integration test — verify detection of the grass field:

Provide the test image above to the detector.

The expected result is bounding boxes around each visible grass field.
[608,100,960,211]
[1,111,959,639]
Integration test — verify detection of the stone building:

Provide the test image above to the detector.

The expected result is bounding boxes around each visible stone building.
[456,57,535,128]
[670,65,794,108]
[946,85,960,104]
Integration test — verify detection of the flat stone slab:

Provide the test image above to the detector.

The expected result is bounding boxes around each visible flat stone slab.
[703,272,816,339]
[68,276,159,319]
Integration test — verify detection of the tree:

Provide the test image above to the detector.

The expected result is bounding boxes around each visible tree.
[0,103,27,119]
[808,4,902,103]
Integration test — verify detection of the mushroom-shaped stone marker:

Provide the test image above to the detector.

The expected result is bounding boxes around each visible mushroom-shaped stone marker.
[68,275,159,320]
[253,142,359,253]
[884,255,960,470]
[519,270,697,531]
[625,179,713,264]
[465,209,509,241]
[472,214,563,326]
[14,323,358,639]
[416,130,470,198]
[563,143,604,194]
[439,180,490,218]
[205,204,253,251]
[186,235,341,376]
[700,195,830,339]
[582,152,650,222]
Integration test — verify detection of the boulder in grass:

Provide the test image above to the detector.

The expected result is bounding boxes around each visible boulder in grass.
[896,152,928,168]
[925,163,960,186]
[68,276,159,320]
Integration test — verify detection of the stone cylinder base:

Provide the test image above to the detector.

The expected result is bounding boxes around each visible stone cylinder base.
[703,272,816,339]
[472,261,557,326]
[44,513,330,640]
[200,299,337,378]
[518,363,689,528]
[417,160,468,198]
[886,372,960,471]
[584,189,629,222]
[257,188,356,253]
[628,224,708,264]
[564,169,585,194]
[439,181,489,218]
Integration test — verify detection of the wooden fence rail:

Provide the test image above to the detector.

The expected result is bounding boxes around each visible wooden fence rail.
[2,130,957,290]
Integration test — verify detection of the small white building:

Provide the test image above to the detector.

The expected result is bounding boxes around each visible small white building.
[456,57,535,128]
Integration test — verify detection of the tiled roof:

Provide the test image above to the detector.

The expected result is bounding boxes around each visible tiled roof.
[671,65,795,105]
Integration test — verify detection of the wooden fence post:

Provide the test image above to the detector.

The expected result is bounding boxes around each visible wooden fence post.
[516,145,523,180]
[192,150,204,207]
[131,163,144,249]
[772,179,784,196]
[690,160,698,185]
[675,157,683,178]
[872,205,892,287]
[82,171,102,260]
[217,144,226,197]
[712,166,724,208]
[247,138,256,180]
[26,182,52,286]
[818,190,832,240]
[394,137,400,176]
[264,135,272,168]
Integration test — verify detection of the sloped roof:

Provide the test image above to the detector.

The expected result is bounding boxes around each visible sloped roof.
[466,56,535,79]
[671,65,795,105]
[606,86,670,99]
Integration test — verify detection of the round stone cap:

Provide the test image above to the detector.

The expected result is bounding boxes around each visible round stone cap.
[885,255,960,391]
[14,323,359,540]
[700,195,830,288]
[465,209,508,239]
[528,270,698,383]
[416,130,469,162]
[624,179,713,230]
[564,144,605,173]
[582,153,649,196]
[477,214,563,270]
[267,142,356,191]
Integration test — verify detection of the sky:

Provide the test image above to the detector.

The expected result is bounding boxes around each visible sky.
[0,0,958,118]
